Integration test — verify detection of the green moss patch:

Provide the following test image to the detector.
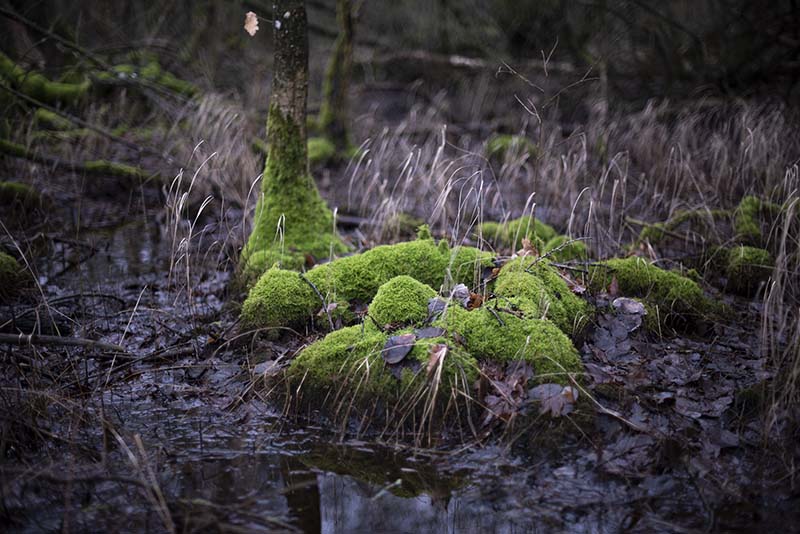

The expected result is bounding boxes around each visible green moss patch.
[725,246,773,295]
[241,233,492,329]
[0,181,43,210]
[368,275,436,328]
[307,136,336,166]
[486,134,538,161]
[542,235,588,262]
[0,52,89,106]
[479,215,558,250]
[0,252,25,301]
[494,258,590,335]
[590,257,714,328]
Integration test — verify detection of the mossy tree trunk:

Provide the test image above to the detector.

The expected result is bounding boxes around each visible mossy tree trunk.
[318,0,353,150]
[242,0,347,276]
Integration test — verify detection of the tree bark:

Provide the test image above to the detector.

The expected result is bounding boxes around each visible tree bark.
[318,0,353,150]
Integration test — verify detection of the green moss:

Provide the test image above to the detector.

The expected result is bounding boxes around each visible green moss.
[590,257,713,326]
[241,104,349,274]
[494,258,590,335]
[34,108,72,130]
[0,52,89,105]
[307,136,336,166]
[83,160,150,180]
[634,209,729,247]
[0,252,24,301]
[479,215,558,250]
[368,275,437,328]
[542,235,588,262]
[485,134,539,161]
[0,181,42,210]
[734,196,781,246]
[241,235,492,329]
[251,137,269,156]
[287,324,478,407]
[108,61,197,97]
[434,305,581,383]
[726,246,773,295]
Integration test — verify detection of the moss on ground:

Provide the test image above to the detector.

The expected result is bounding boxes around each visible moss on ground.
[307,136,336,165]
[0,181,42,210]
[734,195,781,246]
[494,257,590,335]
[485,134,538,161]
[725,246,773,295]
[241,104,349,274]
[542,235,588,262]
[241,232,492,329]
[589,256,714,327]
[479,215,558,250]
[34,108,73,130]
[367,275,436,328]
[0,252,24,301]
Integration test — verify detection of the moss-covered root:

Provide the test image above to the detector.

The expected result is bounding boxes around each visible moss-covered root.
[241,105,348,274]
[0,52,89,106]
[0,251,26,301]
[589,256,714,327]
[478,215,558,251]
[96,61,197,97]
[0,139,154,182]
[493,257,591,335]
[725,246,773,295]
[241,234,492,329]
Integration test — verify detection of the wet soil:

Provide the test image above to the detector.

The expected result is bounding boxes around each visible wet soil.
[1,186,799,533]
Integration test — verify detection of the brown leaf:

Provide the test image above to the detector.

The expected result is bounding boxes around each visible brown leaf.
[529,383,578,417]
[467,292,484,310]
[244,11,259,36]
[427,343,448,378]
[383,333,416,364]
[608,275,620,297]
[516,237,538,257]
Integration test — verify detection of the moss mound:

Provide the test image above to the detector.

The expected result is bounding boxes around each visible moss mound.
[542,235,588,262]
[726,246,773,295]
[241,234,493,329]
[590,257,713,327]
[368,275,436,328]
[494,258,590,335]
[479,215,558,250]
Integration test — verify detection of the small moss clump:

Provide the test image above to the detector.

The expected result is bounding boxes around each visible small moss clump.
[542,235,588,262]
[479,215,558,250]
[241,233,492,329]
[307,137,336,166]
[494,258,590,335]
[590,256,713,326]
[726,246,773,295]
[0,181,42,210]
[486,134,539,161]
[734,195,781,246]
[34,108,72,130]
[0,251,24,301]
[368,275,436,327]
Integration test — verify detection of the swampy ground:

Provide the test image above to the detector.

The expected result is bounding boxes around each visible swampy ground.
[2,2,800,532]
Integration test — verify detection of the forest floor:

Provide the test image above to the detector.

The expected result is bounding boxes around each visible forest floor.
[1,146,798,533]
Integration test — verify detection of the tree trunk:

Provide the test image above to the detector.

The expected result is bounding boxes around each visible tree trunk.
[318,0,353,150]
[242,0,347,276]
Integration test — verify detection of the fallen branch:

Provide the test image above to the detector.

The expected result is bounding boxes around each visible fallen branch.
[0,139,158,182]
[0,332,126,353]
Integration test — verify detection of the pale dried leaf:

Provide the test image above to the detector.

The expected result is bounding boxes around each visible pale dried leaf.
[244,11,259,36]
[427,343,448,378]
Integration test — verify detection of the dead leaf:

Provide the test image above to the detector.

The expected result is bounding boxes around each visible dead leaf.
[609,275,620,297]
[529,383,577,417]
[467,292,484,310]
[427,343,448,378]
[244,11,259,36]
[383,333,416,364]
[516,237,538,257]
[415,326,445,339]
